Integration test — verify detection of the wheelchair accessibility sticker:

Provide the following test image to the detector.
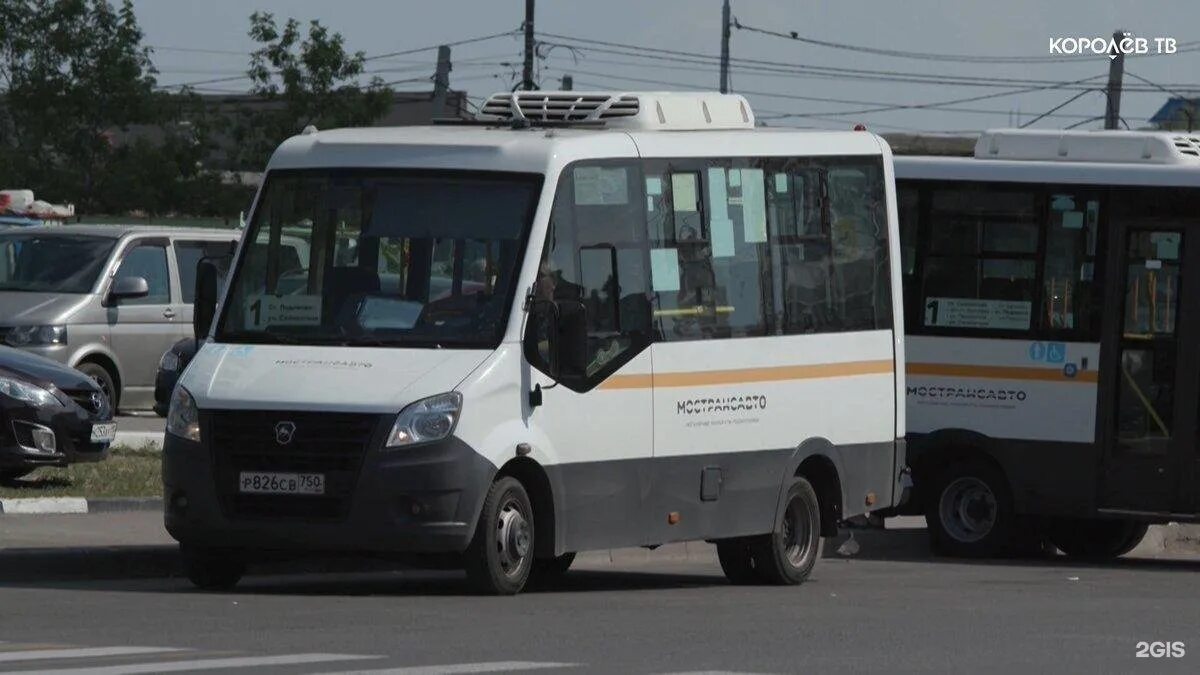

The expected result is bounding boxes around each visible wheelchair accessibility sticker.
[1029,341,1066,363]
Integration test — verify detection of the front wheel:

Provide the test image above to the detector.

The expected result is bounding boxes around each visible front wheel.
[464,477,535,595]
[1048,519,1148,560]
[750,477,822,585]
[926,460,1015,558]
[181,545,245,591]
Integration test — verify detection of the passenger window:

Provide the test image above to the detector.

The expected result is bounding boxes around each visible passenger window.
[645,162,770,340]
[114,244,170,305]
[766,158,891,334]
[920,188,1037,331]
[176,241,234,303]
[1041,193,1101,333]
[534,162,652,385]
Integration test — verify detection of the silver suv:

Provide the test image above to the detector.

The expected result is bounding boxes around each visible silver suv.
[0,225,239,410]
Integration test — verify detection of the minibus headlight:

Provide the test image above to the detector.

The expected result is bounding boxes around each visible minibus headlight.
[385,392,463,448]
[166,386,201,443]
[6,325,67,347]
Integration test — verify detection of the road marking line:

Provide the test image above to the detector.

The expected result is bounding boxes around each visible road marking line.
[31,653,382,674]
[656,672,779,675]
[322,662,579,675]
[0,647,184,663]
[0,497,88,515]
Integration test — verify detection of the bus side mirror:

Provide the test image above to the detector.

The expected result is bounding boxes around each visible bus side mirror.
[523,298,589,386]
[193,259,221,341]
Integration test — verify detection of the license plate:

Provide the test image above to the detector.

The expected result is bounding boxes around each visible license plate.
[90,422,117,443]
[238,471,325,496]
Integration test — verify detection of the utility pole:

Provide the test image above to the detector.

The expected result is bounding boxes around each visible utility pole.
[719,0,731,93]
[1104,28,1125,130]
[431,45,451,119]
[561,74,573,91]
[522,0,536,91]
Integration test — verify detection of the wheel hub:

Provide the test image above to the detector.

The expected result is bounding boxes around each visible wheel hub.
[496,500,530,575]
[938,477,997,543]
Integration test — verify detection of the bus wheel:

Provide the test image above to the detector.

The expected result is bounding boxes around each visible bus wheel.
[1048,519,1149,560]
[181,545,245,591]
[715,539,759,585]
[464,477,534,595]
[927,460,1014,557]
[750,477,821,585]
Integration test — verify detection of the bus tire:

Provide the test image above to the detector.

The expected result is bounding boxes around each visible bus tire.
[715,539,759,585]
[750,477,821,585]
[181,545,245,591]
[464,476,535,595]
[926,459,1014,557]
[1048,519,1149,560]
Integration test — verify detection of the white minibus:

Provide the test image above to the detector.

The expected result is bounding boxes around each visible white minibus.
[164,91,906,594]
[895,129,1200,558]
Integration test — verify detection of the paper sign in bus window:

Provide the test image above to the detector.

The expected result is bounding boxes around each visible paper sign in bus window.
[248,294,322,328]
[1061,211,1083,229]
[645,176,663,196]
[924,296,1031,330]
[671,174,698,212]
[650,248,681,292]
[573,166,629,205]
[774,173,789,193]
[706,168,735,258]
[741,169,767,243]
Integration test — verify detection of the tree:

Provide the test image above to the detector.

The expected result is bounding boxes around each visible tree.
[230,13,394,170]
[0,0,161,210]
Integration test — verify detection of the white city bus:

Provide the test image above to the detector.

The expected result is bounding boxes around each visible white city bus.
[164,91,906,594]
[895,129,1200,558]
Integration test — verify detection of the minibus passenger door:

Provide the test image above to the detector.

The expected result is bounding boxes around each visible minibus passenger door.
[1099,225,1199,515]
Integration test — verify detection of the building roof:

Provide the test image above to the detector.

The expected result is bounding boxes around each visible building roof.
[1149,96,1199,124]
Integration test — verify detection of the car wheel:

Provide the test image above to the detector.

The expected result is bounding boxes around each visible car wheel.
[464,477,535,595]
[1048,519,1149,560]
[181,545,246,591]
[77,362,118,411]
[716,539,760,585]
[749,477,822,585]
[926,460,1015,557]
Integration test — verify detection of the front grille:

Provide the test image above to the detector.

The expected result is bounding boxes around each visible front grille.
[62,388,107,416]
[208,410,382,520]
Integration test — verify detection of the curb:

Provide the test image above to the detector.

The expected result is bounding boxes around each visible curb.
[113,431,163,450]
[0,497,161,515]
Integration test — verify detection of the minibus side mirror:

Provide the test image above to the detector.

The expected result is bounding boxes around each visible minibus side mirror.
[554,300,589,381]
[193,259,221,340]
[522,298,590,389]
[107,276,149,304]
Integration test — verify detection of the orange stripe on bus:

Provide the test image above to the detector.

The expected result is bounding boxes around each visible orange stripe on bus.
[599,359,894,390]
[906,363,1098,383]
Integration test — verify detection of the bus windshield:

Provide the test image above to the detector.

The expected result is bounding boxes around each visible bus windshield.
[216,170,541,348]
[0,233,117,293]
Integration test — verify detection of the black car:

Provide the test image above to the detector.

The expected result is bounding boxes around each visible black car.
[154,337,198,417]
[0,345,115,481]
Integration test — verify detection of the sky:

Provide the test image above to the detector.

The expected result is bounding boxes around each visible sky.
[130,0,1200,134]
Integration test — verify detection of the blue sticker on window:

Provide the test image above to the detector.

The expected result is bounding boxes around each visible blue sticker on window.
[1028,342,1046,361]
[1063,363,1078,378]
[1046,342,1066,364]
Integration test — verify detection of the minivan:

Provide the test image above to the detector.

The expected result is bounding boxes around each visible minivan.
[0,225,239,410]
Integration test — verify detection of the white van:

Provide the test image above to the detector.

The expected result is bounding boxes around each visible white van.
[164,92,907,594]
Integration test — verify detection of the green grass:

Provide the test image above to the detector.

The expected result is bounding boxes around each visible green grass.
[0,445,162,499]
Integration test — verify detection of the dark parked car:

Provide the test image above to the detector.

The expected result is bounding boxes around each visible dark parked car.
[0,345,115,482]
[153,337,198,417]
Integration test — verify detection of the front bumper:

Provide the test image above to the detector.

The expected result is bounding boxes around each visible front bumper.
[163,425,496,555]
[0,401,112,469]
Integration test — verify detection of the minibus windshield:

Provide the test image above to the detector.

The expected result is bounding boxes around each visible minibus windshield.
[216,170,541,348]
[0,234,117,293]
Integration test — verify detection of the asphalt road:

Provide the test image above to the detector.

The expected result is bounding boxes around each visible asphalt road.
[2,553,1199,673]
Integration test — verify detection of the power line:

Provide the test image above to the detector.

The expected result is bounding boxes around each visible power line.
[536,33,1200,92]
[733,19,1200,63]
